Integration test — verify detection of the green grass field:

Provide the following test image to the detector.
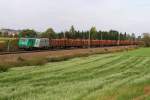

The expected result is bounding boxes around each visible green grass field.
[0,48,150,100]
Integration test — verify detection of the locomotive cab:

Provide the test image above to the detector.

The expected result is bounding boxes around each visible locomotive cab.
[18,38,36,50]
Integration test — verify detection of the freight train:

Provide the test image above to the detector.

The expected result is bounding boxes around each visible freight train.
[18,38,138,50]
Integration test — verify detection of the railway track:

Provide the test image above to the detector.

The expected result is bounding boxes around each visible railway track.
[0,48,79,55]
[0,49,67,55]
[0,45,138,55]
[0,50,45,55]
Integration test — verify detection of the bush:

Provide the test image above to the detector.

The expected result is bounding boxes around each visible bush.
[142,33,150,47]
[0,41,7,51]
[0,38,18,51]
[17,56,25,62]
[0,65,9,72]
[24,58,48,66]
[47,56,71,62]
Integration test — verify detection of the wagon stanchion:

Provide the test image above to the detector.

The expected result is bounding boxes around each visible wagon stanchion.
[7,40,10,52]
[100,33,103,47]
[117,33,120,46]
[88,31,91,48]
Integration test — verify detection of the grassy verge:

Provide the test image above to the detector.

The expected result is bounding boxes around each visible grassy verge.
[0,46,138,72]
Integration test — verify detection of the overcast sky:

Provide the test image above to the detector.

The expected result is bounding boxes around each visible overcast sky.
[0,0,150,35]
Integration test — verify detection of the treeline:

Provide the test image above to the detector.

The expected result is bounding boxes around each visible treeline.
[19,26,136,40]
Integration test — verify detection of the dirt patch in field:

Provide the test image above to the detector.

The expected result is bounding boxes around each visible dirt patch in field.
[133,96,144,100]
[0,46,137,66]
[98,95,117,100]
[133,86,150,100]
[144,86,150,95]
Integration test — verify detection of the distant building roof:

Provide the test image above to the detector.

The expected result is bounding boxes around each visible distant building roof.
[0,28,21,35]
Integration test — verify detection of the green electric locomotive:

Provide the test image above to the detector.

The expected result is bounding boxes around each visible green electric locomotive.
[18,38,49,50]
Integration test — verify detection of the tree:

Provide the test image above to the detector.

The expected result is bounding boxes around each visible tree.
[124,32,127,40]
[69,25,76,39]
[142,33,150,47]
[131,33,136,41]
[57,32,64,39]
[137,36,142,41]
[64,31,70,39]
[0,32,2,37]
[109,30,119,40]
[3,32,9,37]
[42,28,56,39]
[90,27,97,39]
[19,29,37,38]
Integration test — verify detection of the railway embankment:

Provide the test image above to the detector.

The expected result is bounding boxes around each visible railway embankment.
[0,46,138,72]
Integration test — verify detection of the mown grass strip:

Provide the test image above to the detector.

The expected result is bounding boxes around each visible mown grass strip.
[0,48,150,100]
